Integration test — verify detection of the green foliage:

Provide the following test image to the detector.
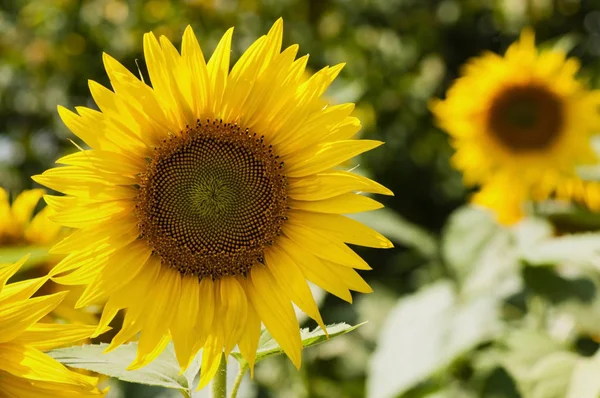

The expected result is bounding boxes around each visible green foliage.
[49,323,362,397]
[48,343,201,396]
[231,322,365,366]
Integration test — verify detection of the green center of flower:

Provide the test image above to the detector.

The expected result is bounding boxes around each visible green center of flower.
[136,120,287,279]
[487,84,564,151]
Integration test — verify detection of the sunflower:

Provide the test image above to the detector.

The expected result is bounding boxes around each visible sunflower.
[34,18,393,388]
[0,188,61,247]
[431,29,600,224]
[0,188,98,325]
[0,255,105,396]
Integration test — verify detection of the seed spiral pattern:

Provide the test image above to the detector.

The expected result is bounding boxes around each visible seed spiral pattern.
[488,84,564,151]
[136,120,288,279]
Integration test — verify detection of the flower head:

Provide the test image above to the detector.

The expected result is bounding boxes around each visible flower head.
[432,29,600,224]
[34,19,393,388]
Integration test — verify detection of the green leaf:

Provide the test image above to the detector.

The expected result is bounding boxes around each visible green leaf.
[441,206,545,299]
[367,281,502,398]
[522,352,578,398]
[566,352,600,398]
[539,32,581,54]
[494,329,600,398]
[349,208,438,258]
[0,245,51,270]
[534,200,600,231]
[231,322,364,365]
[442,206,499,275]
[48,343,196,396]
[521,232,600,267]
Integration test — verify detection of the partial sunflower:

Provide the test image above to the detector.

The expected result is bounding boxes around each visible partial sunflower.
[431,29,600,224]
[0,188,61,247]
[34,18,393,388]
[0,255,106,397]
[0,188,98,325]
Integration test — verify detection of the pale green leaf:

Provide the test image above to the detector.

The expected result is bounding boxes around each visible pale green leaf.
[231,322,364,364]
[521,232,600,267]
[367,281,502,398]
[566,352,600,398]
[441,206,533,299]
[48,343,194,396]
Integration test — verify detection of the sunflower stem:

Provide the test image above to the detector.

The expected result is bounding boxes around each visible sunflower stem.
[229,362,249,398]
[211,354,227,398]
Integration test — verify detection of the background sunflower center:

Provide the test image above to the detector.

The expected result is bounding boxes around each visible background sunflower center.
[487,84,564,152]
[136,120,287,279]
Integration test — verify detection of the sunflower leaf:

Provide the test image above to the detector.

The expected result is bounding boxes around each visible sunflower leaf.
[230,322,365,364]
[367,281,502,398]
[47,342,193,394]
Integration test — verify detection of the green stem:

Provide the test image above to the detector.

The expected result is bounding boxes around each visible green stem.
[211,354,227,398]
[229,362,249,398]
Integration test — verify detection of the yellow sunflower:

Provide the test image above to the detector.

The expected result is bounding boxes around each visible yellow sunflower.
[34,18,393,388]
[431,29,600,224]
[0,188,98,325]
[0,188,60,247]
[0,255,105,396]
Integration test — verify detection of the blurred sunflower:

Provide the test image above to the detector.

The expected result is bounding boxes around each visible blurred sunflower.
[432,29,600,224]
[0,188,97,325]
[34,18,392,388]
[0,188,60,247]
[0,255,105,396]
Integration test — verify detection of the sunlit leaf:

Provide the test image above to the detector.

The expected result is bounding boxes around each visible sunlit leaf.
[48,343,196,397]
[231,322,364,365]
[367,281,502,398]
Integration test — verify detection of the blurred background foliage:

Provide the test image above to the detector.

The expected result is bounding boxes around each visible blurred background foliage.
[3,0,600,397]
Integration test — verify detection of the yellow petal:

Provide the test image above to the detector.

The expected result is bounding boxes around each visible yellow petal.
[0,292,68,343]
[284,140,384,178]
[13,323,106,351]
[181,25,210,117]
[0,344,98,389]
[218,277,248,356]
[288,193,383,214]
[172,276,202,371]
[45,195,132,228]
[287,210,393,249]
[0,255,30,293]
[265,246,325,331]
[128,266,181,370]
[276,236,352,303]
[237,303,261,377]
[50,213,138,255]
[76,240,152,307]
[282,223,371,269]
[197,336,223,390]
[243,265,302,368]
[287,171,393,201]
[10,189,44,230]
[0,277,48,306]
[325,260,373,293]
[206,27,234,117]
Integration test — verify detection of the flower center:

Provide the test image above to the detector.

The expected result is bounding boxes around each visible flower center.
[487,84,564,151]
[136,120,288,279]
